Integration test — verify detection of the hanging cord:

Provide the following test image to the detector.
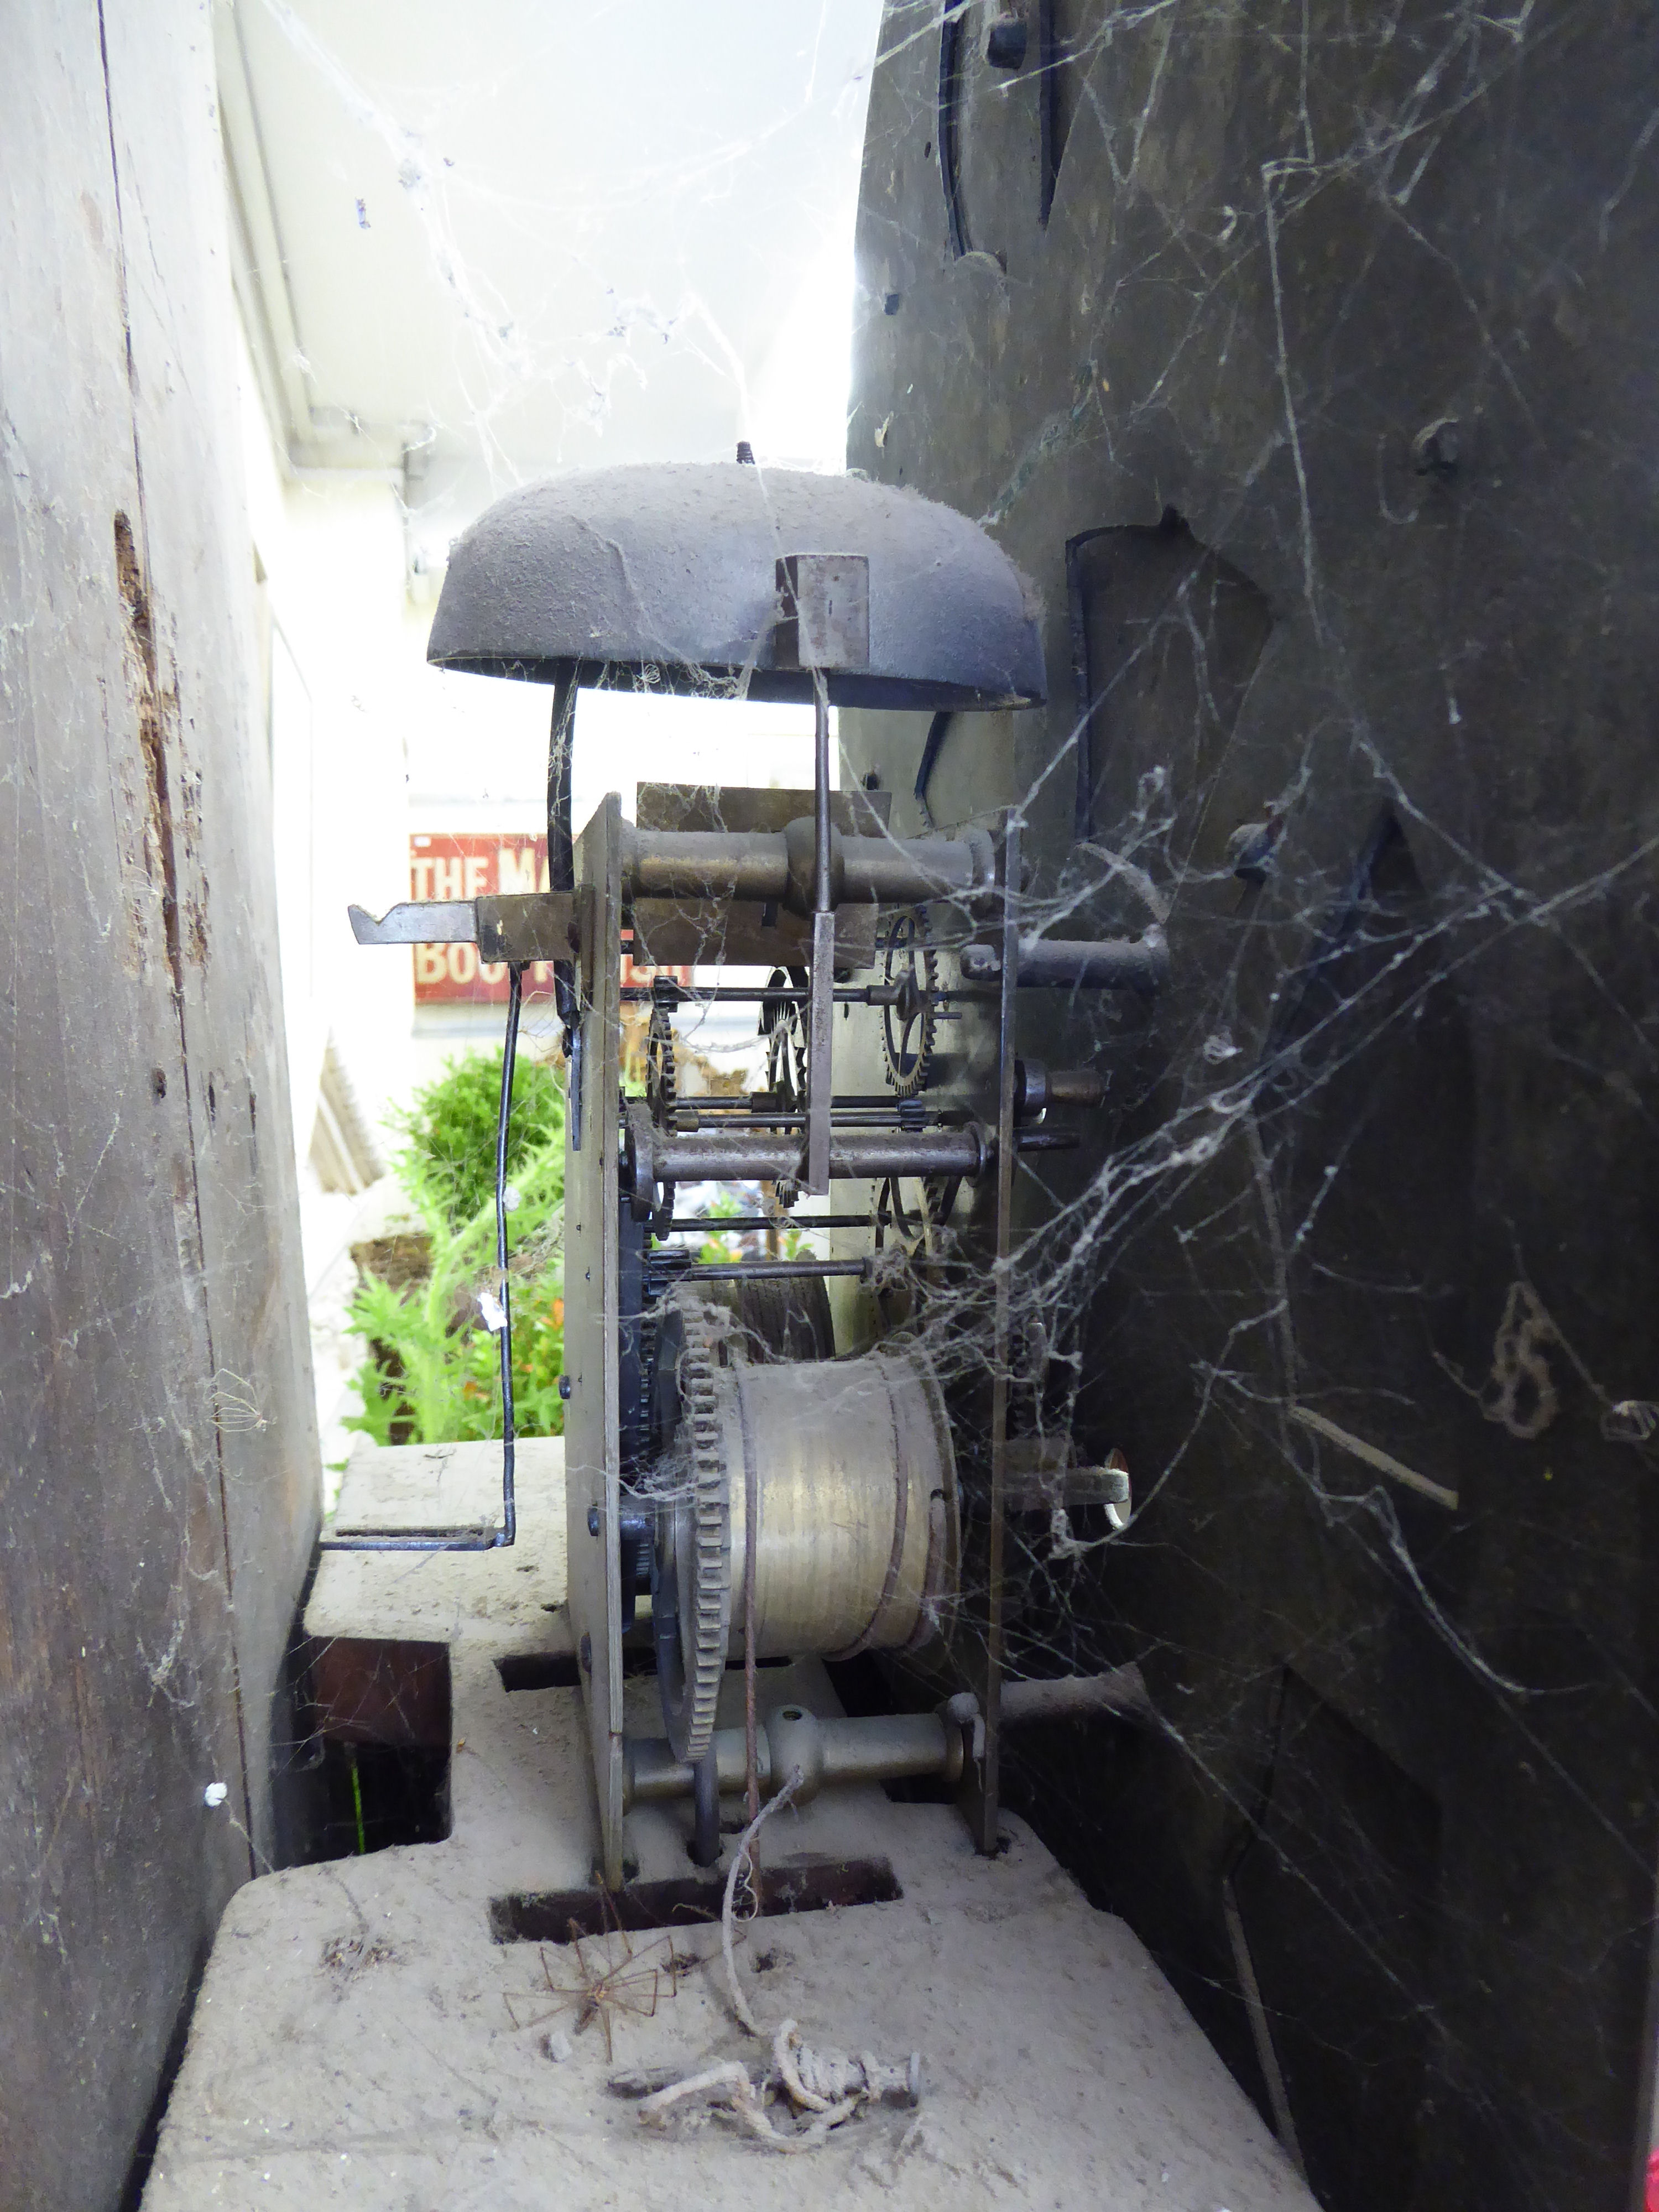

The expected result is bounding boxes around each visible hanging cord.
[737,1375,762,1828]
[491,958,522,1547]
[321,963,523,1552]
[622,1771,922,2151]
[912,708,953,830]
[546,674,583,1143]
[721,1771,805,2037]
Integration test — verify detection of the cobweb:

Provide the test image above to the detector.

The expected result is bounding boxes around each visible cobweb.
[279,6,1659,2211]
[821,8,1659,2212]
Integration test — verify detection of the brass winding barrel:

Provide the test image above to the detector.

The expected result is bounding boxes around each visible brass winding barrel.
[657,1338,958,1668]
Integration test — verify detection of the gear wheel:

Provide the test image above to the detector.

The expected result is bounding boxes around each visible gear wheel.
[653,1288,732,1765]
[873,1170,961,1262]
[880,909,940,1098]
[644,983,681,1233]
[759,966,807,1112]
[646,999,677,1129]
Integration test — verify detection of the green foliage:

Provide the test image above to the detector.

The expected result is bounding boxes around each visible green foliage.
[696,1183,748,1265]
[390,1047,565,1234]
[346,1047,566,1447]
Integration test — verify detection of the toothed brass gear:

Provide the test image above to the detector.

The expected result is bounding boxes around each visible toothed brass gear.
[654,1289,732,1765]
[873,1170,961,1263]
[759,966,807,1112]
[880,909,939,1098]
[646,1002,677,1129]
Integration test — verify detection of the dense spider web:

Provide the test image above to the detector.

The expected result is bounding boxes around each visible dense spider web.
[816,8,1659,2211]
[279,6,1659,2208]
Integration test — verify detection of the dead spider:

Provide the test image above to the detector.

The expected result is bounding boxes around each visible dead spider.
[505,1901,690,2062]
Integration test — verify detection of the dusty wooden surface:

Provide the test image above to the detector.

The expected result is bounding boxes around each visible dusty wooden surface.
[309,1438,568,1650]
[145,1441,1315,2211]
[0,5,317,2204]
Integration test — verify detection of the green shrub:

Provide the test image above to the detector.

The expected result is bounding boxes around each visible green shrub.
[345,1046,566,1447]
[390,1047,564,1234]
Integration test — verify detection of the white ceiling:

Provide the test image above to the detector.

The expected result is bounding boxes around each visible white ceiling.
[221,0,884,557]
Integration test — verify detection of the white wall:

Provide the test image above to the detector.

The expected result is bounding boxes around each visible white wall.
[238,327,413,1157]
[236,321,420,1463]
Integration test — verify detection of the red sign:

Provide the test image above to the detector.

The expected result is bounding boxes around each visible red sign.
[410,832,688,1003]
[410,833,552,1003]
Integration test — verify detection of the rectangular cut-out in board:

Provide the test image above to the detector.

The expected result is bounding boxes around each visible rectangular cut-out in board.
[490,1854,902,1943]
